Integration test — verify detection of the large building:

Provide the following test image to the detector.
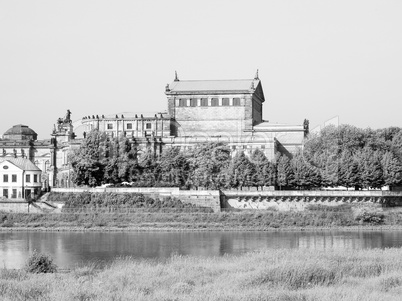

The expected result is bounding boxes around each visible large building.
[0,73,308,192]
[82,72,308,160]
[0,111,79,190]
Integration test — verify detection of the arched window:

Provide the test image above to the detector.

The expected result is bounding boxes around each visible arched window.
[222,98,230,106]
[233,98,241,106]
[44,160,50,172]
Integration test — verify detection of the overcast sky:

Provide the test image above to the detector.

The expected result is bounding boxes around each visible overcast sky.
[1,0,401,139]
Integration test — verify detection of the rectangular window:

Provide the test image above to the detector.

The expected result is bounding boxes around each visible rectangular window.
[146,123,152,129]
[233,98,241,106]
[190,98,197,107]
[107,124,113,130]
[12,175,17,182]
[34,175,38,183]
[26,174,30,183]
[12,189,17,199]
[126,123,133,130]
[3,189,8,198]
[222,98,230,106]
[200,98,208,106]
[179,99,187,107]
[3,175,8,183]
[211,98,219,107]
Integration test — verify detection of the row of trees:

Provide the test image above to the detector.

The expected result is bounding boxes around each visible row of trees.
[69,126,402,190]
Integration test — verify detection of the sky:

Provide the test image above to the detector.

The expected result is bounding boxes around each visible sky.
[1,0,402,139]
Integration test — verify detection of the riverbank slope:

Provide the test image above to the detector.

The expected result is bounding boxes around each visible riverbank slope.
[2,205,402,231]
[2,248,402,300]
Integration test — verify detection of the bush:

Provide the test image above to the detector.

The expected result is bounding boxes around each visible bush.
[353,206,385,225]
[25,251,57,273]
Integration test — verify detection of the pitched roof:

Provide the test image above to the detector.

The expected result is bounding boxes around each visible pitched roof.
[167,79,260,94]
[0,157,41,171]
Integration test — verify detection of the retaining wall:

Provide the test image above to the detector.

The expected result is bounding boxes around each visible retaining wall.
[221,190,402,211]
[0,199,42,213]
[51,187,221,212]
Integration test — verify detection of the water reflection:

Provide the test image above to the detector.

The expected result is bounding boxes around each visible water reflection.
[1,230,402,269]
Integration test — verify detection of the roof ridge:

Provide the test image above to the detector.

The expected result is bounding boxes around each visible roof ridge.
[174,79,257,82]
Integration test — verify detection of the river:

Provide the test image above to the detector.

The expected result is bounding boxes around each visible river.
[1,230,402,269]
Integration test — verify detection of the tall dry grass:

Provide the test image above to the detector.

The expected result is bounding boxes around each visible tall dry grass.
[1,248,402,300]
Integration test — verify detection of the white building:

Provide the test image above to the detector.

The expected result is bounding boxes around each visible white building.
[0,157,42,199]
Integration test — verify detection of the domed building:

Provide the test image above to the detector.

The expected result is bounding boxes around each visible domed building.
[0,110,82,194]
[3,124,38,141]
[0,124,55,192]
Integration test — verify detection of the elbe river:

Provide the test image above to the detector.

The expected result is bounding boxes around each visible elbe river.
[2,230,402,269]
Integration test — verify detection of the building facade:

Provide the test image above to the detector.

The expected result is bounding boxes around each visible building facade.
[82,73,308,160]
[0,157,42,199]
[0,73,308,191]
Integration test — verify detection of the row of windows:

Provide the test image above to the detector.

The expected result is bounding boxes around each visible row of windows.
[178,98,241,107]
[107,123,152,130]
[3,188,18,198]
[2,174,39,183]
[2,188,37,199]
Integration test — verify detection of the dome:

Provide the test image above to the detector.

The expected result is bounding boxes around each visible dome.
[3,124,38,141]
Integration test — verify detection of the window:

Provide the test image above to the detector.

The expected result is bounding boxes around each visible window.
[179,99,187,107]
[12,175,17,182]
[146,123,152,129]
[12,189,17,199]
[3,175,8,183]
[26,175,30,183]
[3,189,8,198]
[233,98,241,106]
[200,98,208,106]
[211,98,219,106]
[127,123,133,130]
[107,124,113,130]
[34,175,38,183]
[222,98,230,106]
[190,98,197,107]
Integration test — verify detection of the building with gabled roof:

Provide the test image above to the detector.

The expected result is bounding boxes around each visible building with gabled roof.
[0,157,42,199]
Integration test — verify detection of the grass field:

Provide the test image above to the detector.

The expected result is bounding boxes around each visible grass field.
[1,248,402,300]
[2,204,402,231]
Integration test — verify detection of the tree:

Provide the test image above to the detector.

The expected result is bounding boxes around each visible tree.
[187,143,231,189]
[358,148,384,189]
[69,130,106,187]
[382,151,402,187]
[291,152,321,189]
[137,147,158,186]
[276,154,294,189]
[250,148,272,189]
[225,151,254,190]
[158,147,189,187]
[338,150,361,190]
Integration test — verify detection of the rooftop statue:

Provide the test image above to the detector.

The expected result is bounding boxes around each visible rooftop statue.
[56,110,73,131]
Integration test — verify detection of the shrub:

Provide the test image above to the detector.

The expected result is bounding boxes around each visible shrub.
[353,206,385,225]
[25,251,57,273]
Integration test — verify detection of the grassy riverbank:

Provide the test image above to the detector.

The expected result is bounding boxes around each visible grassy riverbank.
[2,248,402,300]
[2,204,402,231]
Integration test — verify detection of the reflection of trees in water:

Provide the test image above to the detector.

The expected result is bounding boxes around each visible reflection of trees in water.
[219,234,233,256]
[5,231,402,269]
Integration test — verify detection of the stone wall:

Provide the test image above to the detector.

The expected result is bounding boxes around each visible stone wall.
[51,187,222,212]
[221,190,402,211]
[0,199,42,213]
